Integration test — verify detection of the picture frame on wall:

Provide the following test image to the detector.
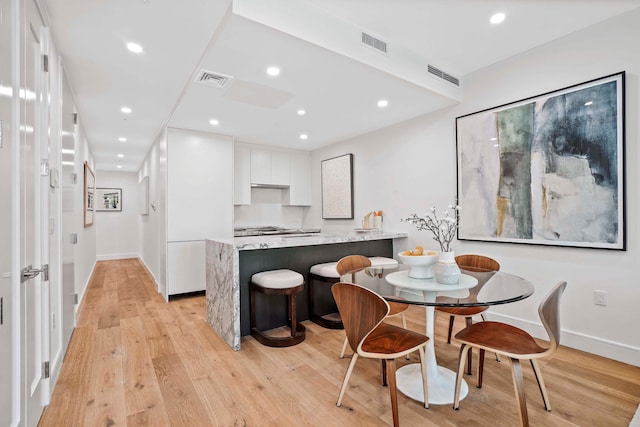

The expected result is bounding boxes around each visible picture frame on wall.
[96,187,122,212]
[456,71,625,250]
[84,161,95,227]
[321,153,354,219]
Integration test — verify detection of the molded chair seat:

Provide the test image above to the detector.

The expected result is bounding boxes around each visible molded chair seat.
[336,255,410,359]
[332,282,430,427]
[453,281,567,427]
[250,269,306,347]
[436,254,501,373]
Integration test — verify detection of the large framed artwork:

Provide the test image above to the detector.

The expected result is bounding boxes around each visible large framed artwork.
[456,71,625,250]
[84,161,95,227]
[321,153,354,219]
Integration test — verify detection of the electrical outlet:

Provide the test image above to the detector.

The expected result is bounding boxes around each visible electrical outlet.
[594,290,607,306]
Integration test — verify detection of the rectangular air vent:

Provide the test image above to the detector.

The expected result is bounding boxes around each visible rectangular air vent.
[427,64,460,86]
[361,32,387,54]
[194,70,233,89]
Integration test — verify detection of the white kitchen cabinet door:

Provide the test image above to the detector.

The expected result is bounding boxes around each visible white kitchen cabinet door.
[284,151,311,206]
[234,145,251,205]
[250,148,290,186]
[250,148,271,185]
[270,151,290,186]
[167,129,233,241]
[167,241,205,295]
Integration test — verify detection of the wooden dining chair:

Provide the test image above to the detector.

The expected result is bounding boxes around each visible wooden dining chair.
[435,254,500,373]
[335,255,409,358]
[453,281,567,427]
[332,282,429,427]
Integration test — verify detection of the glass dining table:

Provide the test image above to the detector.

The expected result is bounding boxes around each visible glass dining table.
[353,263,535,406]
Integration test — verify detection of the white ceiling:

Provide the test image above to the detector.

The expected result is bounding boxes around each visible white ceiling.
[41,0,640,172]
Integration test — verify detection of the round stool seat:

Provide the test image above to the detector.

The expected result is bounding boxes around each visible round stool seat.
[250,269,305,347]
[309,262,340,278]
[252,269,304,289]
[368,256,399,269]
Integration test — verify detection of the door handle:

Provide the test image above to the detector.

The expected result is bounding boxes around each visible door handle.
[21,265,48,283]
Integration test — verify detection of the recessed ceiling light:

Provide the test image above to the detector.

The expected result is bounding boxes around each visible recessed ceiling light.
[490,12,506,24]
[116,165,122,169]
[585,101,593,106]
[300,134,308,140]
[266,66,280,76]
[377,99,389,108]
[118,137,127,142]
[126,42,144,54]
[61,148,75,154]
[297,109,306,116]
[209,119,219,126]
[117,154,124,158]
[121,106,132,114]
[490,137,497,141]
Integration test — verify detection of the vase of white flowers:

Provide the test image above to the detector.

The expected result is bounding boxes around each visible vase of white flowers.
[402,202,461,284]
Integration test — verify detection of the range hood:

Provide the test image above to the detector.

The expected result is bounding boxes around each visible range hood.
[250,183,290,189]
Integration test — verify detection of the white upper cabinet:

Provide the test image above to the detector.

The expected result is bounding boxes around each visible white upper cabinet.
[284,151,311,206]
[234,145,251,205]
[250,148,290,187]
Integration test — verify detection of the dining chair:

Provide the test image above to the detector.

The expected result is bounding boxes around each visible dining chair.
[332,282,429,427]
[435,254,500,373]
[335,255,409,358]
[453,281,567,427]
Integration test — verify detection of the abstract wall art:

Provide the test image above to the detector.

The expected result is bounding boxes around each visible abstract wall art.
[321,153,354,219]
[456,72,625,250]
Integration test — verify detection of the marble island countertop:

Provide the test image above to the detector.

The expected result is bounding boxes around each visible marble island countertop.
[233,231,408,250]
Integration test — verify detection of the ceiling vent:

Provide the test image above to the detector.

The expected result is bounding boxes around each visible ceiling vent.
[427,64,460,86]
[194,69,233,89]
[361,32,387,54]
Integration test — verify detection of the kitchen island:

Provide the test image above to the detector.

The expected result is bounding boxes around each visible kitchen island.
[206,231,408,350]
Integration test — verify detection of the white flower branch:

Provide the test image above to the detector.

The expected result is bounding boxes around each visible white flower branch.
[402,203,460,252]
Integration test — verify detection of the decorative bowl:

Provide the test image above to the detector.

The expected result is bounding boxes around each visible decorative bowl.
[397,251,440,279]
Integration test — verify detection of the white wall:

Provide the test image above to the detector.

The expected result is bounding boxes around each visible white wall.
[138,128,168,298]
[307,9,640,366]
[74,125,97,311]
[95,171,140,260]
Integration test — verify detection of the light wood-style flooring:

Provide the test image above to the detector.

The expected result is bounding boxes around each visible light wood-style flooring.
[39,259,640,426]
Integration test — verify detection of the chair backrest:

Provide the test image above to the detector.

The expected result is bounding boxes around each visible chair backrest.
[455,254,500,272]
[336,255,372,282]
[331,282,389,353]
[539,281,567,355]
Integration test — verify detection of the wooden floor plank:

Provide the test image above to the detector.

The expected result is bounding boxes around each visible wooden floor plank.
[38,259,640,427]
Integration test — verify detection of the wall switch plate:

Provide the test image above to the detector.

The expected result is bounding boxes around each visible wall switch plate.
[594,290,607,306]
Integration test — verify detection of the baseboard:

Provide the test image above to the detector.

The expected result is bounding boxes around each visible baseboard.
[486,312,640,367]
[96,252,139,261]
[74,261,97,319]
[136,255,162,297]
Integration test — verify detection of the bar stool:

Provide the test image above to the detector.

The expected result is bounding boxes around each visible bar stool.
[308,261,343,329]
[250,269,306,347]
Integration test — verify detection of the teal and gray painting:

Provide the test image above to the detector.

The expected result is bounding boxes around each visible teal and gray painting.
[457,77,621,247]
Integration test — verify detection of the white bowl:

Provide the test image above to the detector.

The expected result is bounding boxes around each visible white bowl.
[397,251,440,279]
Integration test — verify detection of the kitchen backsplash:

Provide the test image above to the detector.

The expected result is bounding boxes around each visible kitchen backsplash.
[234,188,306,228]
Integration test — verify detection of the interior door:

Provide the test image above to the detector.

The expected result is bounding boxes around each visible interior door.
[20,0,47,424]
[0,0,15,421]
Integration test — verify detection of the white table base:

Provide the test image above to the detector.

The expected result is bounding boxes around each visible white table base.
[396,363,468,405]
[397,300,469,405]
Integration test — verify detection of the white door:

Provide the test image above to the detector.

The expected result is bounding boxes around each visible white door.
[0,0,15,421]
[20,0,48,424]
